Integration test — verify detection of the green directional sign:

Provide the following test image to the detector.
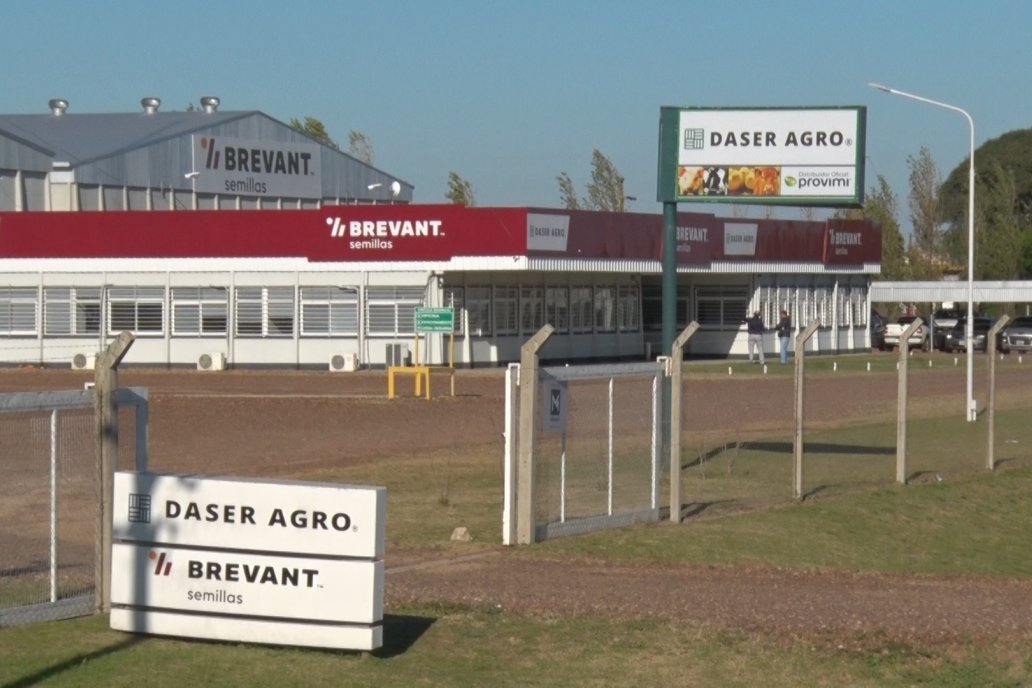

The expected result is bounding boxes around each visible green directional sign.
[415,307,455,333]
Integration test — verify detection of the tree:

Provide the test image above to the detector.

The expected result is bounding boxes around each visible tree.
[940,128,1032,277]
[834,175,908,280]
[347,130,374,165]
[973,159,1022,280]
[445,172,476,206]
[907,146,943,261]
[556,172,580,210]
[556,150,628,211]
[289,116,338,150]
[585,150,626,211]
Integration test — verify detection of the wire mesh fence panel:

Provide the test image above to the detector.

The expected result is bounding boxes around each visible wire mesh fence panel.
[0,404,96,627]
[533,364,662,540]
[678,372,796,516]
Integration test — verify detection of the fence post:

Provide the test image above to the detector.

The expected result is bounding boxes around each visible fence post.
[94,331,134,613]
[793,321,820,500]
[895,318,922,484]
[987,315,1010,472]
[516,325,554,545]
[669,322,699,522]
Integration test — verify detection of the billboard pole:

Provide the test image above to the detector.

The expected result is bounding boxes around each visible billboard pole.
[662,201,677,471]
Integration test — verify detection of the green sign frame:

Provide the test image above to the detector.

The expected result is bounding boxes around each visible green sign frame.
[657,105,866,207]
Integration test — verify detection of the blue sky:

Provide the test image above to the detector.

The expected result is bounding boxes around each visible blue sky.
[4,1,1031,236]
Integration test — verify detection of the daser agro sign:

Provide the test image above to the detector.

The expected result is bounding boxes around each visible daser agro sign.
[657,106,866,207]
[110,472,386,651]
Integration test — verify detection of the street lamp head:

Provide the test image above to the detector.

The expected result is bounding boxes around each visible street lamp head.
[867,82,894,94]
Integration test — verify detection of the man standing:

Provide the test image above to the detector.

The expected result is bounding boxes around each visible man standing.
[744,311,766,365]
[776,309,792,364]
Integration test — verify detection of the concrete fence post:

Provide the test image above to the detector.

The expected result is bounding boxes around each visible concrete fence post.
[669,322,699,523]
[516,325,554,545]
[793,321,820,500]
[987,315,1010,471]
[94,331,134,613]
[895,318,922,484]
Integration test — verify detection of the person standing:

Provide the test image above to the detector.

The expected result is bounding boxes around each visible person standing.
[776,309,792,364]
[744,311,766,365]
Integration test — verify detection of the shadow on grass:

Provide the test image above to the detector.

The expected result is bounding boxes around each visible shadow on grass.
[723,440,895,457]
[373,614,436,658]
[2,635,144,688]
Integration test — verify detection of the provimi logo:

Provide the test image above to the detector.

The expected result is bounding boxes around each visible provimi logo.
[149,550,172,576]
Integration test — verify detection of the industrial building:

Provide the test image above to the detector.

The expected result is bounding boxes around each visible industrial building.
[0,99,880,369]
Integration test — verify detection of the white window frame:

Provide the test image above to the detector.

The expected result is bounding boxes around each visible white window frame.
[44,286,101,336]
[172,287,228,336]
[107,286,165,336]
[236,286,295,337]
[300,286,359,337]
[0,287,38,336]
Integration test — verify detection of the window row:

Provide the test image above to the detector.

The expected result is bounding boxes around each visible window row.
[3,285,427,337]
[443,284,641,336]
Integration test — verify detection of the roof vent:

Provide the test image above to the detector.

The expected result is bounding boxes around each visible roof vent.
[199,96,220,114]
[48,99,69,116]
[141,97,161,115]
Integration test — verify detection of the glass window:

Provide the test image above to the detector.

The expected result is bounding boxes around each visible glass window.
[172,287,228,336]
[0,287,38,335]
[594,286,617,333]
[300,286,359,336]
[695,285,749,328]
[366,286,423,336]
[617,285,640,332]
[443,286,465,335]
[520,286,544,334]
[44,287,101,336]
[546,286,569,334]
[570,286,593,334]
[466,286,491,336]
[493,286,518,336]
[236,287,295,337]
[107,286,164,335]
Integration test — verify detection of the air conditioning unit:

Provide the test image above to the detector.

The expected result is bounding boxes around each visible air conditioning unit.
[197,352,226,371]
[329,352,359,372]
[385,343,410,367]
[71,352,96,371]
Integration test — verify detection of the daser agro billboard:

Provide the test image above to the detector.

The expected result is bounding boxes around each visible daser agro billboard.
[657,106,866,207]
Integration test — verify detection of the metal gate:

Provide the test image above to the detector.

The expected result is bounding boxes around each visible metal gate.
[0,387,148,628]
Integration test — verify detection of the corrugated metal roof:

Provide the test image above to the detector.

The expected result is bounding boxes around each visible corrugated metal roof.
[871,280,1032,303]
[0,110,254,164]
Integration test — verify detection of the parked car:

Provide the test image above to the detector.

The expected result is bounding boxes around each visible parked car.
[942,317,994,352]
[883,315,930,351]
[870,310,887,351]
[930,308,963,351]
[999,316,1032,353]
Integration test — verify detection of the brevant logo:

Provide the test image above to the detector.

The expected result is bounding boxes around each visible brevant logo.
[149,550,172,576]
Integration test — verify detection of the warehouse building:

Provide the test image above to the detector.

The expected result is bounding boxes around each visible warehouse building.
[0,100,880,369]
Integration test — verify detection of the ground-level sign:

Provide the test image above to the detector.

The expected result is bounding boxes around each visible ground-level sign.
[416,307,455,333]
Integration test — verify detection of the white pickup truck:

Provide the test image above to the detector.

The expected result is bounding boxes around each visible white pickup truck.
[883,316,930,351]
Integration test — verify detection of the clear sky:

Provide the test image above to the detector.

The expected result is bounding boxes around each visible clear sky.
[4,0,1030,236]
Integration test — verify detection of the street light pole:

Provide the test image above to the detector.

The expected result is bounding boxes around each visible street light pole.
[868,82,977,421]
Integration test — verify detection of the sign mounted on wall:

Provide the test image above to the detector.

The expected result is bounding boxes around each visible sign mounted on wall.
[657,106,867,207]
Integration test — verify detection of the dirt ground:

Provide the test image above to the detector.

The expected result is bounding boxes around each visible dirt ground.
[4,360,1032,647]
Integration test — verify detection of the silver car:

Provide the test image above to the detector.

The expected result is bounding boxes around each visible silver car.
[1000,316,1032,353]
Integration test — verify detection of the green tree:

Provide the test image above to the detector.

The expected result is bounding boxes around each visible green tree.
[445,171,476,206]
[556,172,579,210]
[973,159,1022,280]
[907,146,943,261]
[289,116,338,150]
[835,175,907,280]
[940,128,1032,277]
[556,150,628,211]
[347,130,374,165]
